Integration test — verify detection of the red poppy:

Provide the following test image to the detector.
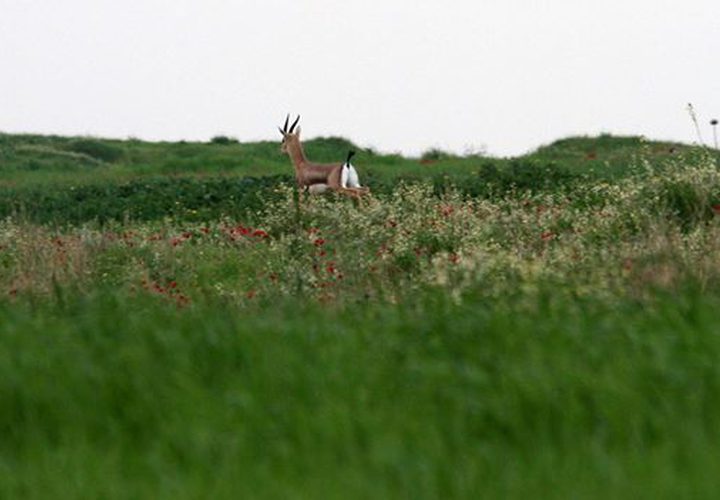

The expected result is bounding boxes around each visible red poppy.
[227,225,249,237]
[251,229,267,238]
[314,238,325,247]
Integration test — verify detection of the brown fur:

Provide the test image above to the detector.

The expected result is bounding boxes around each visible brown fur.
[280,128,369,198]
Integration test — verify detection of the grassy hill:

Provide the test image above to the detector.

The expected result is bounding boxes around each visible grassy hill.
[0,133,410,187]
[0,131,708,183]
[0,131,715,224]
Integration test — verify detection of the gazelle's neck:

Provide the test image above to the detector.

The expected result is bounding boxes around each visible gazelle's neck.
[286,140,307,168]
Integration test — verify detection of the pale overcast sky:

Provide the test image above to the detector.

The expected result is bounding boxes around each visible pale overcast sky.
[1,0,718,156]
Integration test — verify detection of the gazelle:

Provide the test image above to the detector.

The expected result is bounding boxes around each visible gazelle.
[278,115,369,198]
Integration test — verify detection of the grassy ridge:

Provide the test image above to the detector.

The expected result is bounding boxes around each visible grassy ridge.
[1,131,715,225]
[0,131,704,184]
[0,133,406,186]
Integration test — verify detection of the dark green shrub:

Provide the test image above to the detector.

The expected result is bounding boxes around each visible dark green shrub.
[210,136,239,145]
[0,174,292,225]
[420,148,457,162]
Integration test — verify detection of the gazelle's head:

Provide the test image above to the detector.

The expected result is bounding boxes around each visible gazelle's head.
[278,114,301,154]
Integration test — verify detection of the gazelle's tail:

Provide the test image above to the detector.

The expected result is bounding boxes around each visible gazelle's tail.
[341,150,361,188]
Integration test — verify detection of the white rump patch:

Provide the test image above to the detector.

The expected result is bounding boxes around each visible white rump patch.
[341,163,361,188]
[347,165,361,188]
[340,164,349,188]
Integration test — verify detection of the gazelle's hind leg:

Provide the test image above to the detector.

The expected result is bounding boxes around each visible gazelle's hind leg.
[328,166,369,200]
[348,165,370,197]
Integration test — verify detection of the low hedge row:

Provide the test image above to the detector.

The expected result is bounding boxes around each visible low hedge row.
[0,160,582,225]
[0,175,291,225]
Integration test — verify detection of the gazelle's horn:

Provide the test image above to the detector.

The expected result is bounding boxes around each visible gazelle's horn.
[283,114,290,133]
[289,115,300,134]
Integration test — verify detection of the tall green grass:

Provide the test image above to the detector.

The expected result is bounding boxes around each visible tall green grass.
[2,290,720,499]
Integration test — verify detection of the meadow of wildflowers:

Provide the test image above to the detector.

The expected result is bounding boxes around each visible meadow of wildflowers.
[1,134,720,498]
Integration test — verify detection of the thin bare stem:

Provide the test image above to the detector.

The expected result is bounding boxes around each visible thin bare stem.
[687,103,705,146]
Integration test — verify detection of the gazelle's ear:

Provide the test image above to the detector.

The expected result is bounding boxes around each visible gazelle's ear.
[295,125,301,136]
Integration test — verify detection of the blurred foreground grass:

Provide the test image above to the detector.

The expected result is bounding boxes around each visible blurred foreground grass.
[2,289,720,499]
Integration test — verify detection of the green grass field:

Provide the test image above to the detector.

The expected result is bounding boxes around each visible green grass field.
[1,131,720,498]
